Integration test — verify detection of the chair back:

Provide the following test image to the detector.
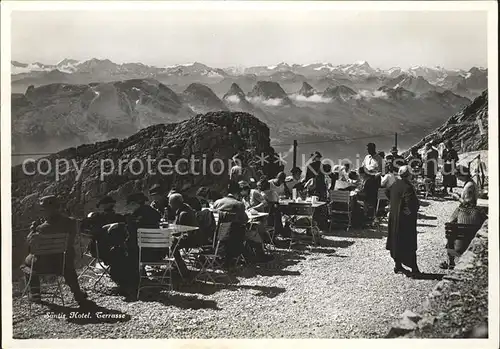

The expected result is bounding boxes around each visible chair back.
[286,203,314,216]
[30,233,68,256]
[445,222,482,239]
[330,190,351,203]
[137,228,175,249]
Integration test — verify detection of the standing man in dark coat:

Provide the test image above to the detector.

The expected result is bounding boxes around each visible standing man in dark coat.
[441,140,459,194]
[385,166,421,276]
[423,142,439,195]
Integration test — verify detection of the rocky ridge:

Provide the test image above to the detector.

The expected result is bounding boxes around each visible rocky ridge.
[11,111,282,232]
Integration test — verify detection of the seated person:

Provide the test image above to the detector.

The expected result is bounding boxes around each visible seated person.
[195,187,211,209]
[269,172,288,198]
[149,184,168,219]
[168,193,202,276]
[81,195,126,264]
[22,196,89,305]
[285,167,304,197]
[258,178,286,236]
[238,182,273,262]
[212,183,249,267]
[381,163,397,189]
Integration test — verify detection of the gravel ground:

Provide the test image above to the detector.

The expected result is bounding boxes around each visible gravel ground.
[408,222,489,338]
[12,198,457,339]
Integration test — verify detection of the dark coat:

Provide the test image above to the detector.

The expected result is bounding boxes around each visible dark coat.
[385,179,419,264]
[22,214,78,275]
[442,148,459,187]
[424,148,439,178]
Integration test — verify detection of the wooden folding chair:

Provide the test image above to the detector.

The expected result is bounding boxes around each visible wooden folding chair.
[329,190,352,231]
[137,228,176,299]
[375,188,389,232]
[22,233,68,313]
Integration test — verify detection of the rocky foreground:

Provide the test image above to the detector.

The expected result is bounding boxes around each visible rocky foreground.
[13,197,486,339]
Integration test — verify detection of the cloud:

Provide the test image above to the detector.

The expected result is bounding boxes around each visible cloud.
[354,89,389,100]
[248,97,284,106]
[291,94,332,103]
[224,95,241,103]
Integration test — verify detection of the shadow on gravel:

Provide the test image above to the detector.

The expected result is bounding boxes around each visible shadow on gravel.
[139,291,221,310]
[408,272,445,281]
[177,279,286,299]
[417,223,438,228]
[43,301,131,324]
[418,213,438,220]
[332,228,386,239]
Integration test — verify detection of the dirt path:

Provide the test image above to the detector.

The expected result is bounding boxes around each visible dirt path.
[12,198,457,339]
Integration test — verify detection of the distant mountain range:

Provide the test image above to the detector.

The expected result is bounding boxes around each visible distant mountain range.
[11,58,487,99]
[12,74,472,162]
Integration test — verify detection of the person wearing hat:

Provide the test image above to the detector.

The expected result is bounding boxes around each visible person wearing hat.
[385,146,405,172]
[285,167,304,196]
[125,192,161,229]
[361,143,383,221]
[22,195,89,305]
[385,166,421,277]
[81,195,126,265]
[441,140,459,195]
[149,184,169,220]
[423,142,439,195]
[305,152,322,182]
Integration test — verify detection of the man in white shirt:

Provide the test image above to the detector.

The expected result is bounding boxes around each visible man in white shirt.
[362,143,383,176]
[361,143,383,221]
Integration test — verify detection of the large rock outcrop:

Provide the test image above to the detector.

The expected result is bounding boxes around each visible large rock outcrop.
[11,111,282,231]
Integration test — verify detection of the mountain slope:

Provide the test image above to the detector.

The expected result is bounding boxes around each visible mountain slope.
[409,90,488,154]
[12,79,194,158]
[182,83,228,114]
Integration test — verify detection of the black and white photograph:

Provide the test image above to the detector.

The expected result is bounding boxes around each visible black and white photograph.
[1,1,498,347]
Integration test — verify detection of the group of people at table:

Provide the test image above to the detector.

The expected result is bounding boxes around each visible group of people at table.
[21,140,486,304]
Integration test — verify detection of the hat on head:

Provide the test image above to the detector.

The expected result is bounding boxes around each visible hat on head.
[238,180,250,189]
[398,165,411,177]
[332,165,342,173]
[97,195,116,208]
[39,195,59,208]
[126,192,148,204]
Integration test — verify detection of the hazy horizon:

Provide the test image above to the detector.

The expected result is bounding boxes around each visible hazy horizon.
[12,10,488,70]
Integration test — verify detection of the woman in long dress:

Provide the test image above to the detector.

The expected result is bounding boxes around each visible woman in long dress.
[440,165,487,269]
[442,140,459,194]
[385,166,421,276]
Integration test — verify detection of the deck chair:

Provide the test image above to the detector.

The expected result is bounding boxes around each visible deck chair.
[195,211,237,284]
[329,190,352,231]
[286,203,319,249]
[22,233,69,313]
[137,228,176,299]
[375,188,389,232]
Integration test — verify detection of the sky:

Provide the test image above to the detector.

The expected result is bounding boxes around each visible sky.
[11,9,488,70]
